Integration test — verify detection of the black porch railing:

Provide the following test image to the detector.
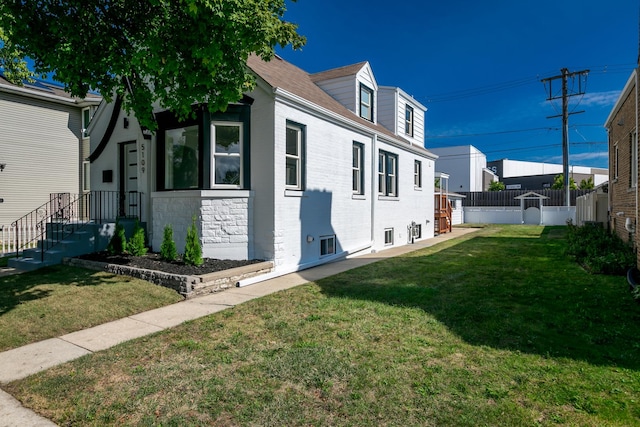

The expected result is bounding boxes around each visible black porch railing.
[10,191,143,258]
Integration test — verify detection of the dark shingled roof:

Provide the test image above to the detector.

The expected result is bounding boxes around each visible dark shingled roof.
[246,55,433,156]
[309,61,368,82]
[0,74,101,103]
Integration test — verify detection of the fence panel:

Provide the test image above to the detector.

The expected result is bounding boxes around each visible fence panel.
[0,224,38,256]
[459,189,592,207]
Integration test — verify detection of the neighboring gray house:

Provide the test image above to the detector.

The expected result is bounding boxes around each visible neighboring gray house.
[0,75,101,226]
[86,55,438,276]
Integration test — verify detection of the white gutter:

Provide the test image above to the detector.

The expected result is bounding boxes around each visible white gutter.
[0,82,100,106]
[236,242,373,287]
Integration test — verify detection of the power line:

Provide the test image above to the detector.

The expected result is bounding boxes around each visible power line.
[426,126,559,139]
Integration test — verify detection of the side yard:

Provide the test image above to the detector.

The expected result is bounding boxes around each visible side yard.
[3,225,640,426]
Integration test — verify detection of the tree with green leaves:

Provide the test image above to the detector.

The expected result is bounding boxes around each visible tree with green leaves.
[0,0,305,130]
[488,181,505,191]
[0,28,34,83]
[551,174,577,190]
[579,176,594,190]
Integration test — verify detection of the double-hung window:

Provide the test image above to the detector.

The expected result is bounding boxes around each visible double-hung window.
[378,150,398,196]
[212,122,242,187]
[414,160,422,188]
[360,84,374,121]
[405,105,414,136]
[352,142,364,195]
[82,107,95,138]
[286,121,305,190]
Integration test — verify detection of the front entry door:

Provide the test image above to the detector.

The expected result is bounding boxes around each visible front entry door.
[119,141,138,217]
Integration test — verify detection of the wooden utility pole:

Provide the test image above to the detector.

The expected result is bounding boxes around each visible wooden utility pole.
[541,68,589,206]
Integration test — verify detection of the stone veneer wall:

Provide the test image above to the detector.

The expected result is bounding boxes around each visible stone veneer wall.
[150,191,253,260]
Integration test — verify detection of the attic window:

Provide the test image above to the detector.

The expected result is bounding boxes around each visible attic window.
[359,84,373,121]
[405,105,414,136]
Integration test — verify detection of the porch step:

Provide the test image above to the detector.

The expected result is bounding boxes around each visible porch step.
[8,256,57,272]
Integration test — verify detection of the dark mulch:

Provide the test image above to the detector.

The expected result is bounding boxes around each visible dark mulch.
[76,251,264,276]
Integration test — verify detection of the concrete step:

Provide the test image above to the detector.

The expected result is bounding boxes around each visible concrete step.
[7,257,56,272]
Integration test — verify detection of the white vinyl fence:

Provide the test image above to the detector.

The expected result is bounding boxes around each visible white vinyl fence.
[0,224,39,255]
[463,206,575,226]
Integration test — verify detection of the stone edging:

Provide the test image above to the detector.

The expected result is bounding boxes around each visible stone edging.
[63,258,274,298]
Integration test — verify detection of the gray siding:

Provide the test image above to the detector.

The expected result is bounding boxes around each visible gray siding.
[314,75,357,113]
[0,92,83,225]
[377,88,397,133]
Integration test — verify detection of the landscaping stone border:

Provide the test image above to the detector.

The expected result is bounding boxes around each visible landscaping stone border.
[63,258,274,298]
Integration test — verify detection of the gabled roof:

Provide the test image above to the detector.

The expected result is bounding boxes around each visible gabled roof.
[246,55,435,158]
[0,74,101,106]
[309,61,368,82]
[514,191,549,200]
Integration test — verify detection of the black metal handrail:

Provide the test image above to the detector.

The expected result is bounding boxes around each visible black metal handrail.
[10,191,143,258]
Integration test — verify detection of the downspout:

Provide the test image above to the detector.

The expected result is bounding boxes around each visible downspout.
[371,133,378,251]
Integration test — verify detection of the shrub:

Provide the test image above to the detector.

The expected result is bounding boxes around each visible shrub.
[566,221,635,275]
[128,220,148,256]
[160,224,178,261]
[107,221,127,255]
[184,215,203,266]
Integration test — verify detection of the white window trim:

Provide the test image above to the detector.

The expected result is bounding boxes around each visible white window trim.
[286,122,304,190]
[211,121,243,189]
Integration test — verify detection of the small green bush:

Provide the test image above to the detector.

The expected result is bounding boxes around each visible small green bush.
[566,221,635,275]
[128,220,147,256]
[107,221,127,255]
[160,224,178,261]
[184,215,203,266]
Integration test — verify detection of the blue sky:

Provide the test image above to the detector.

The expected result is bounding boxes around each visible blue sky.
[277,0,639,169]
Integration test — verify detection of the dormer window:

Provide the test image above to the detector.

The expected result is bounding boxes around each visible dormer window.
[405,105,414,137]
[359,84,374,121]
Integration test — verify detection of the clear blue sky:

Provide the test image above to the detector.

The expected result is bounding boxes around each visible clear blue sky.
[277,0,639,169]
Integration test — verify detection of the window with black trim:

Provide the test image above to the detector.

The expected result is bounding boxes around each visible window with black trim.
[360,84,374,121]
[384,228,394,245]
[320,235,336,256]
[286,121,305,190]
[414,160,422,188]
[164,125,200,190]
[353,142,364,194]
[378,150,398,196]
[405,105,414,136]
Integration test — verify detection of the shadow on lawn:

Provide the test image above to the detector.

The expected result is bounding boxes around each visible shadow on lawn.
[0,265,112,316]
[316,229,640,371]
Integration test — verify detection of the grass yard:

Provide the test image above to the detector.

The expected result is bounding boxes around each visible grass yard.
[4,225,640,426]
[0,265,183,351]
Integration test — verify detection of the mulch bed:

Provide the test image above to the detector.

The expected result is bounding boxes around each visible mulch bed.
[76,251,264,276]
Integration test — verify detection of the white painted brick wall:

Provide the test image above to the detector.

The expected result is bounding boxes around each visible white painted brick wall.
[150,191,252,260]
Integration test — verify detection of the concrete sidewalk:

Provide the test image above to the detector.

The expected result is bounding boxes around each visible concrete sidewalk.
[0,227,479,426]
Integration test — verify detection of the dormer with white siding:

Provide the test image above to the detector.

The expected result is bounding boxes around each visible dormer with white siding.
[311,61,379,123]
[377,86,426,146]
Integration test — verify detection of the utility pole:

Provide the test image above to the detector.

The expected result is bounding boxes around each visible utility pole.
[541,68,589,206]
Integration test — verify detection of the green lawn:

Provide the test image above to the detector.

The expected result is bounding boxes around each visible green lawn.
[0,265,183,351]
[5,225,640,426]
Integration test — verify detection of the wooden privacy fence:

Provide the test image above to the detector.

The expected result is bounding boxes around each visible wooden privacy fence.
[0,224,38,256]
[458,189,592,207]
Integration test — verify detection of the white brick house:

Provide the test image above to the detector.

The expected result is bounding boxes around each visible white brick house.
[87,55,437,274]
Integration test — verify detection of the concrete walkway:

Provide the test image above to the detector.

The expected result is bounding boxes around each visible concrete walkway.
[0,227,479,426]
